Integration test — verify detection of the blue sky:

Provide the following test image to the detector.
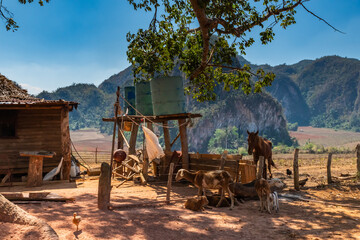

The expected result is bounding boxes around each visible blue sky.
[0,0,359,94]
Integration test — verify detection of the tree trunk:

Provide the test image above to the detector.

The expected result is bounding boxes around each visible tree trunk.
[0,194,59,239]
[61,106,71,180]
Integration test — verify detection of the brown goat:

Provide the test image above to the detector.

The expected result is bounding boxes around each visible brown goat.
[254,178,271,213]
[175,169,235,209]
[185,196,209,211]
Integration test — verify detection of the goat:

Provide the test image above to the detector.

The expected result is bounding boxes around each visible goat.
[229,178,286,200]
[254,178,271,213]
[184,196,209,211]
[269,191,279,213]
[175,169,235,209]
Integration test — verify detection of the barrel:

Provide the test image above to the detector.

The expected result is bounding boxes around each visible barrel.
[124,86,136,115]
[150,76,186,116]
[135,81,153,116]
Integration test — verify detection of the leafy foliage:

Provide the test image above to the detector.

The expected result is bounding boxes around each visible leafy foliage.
[126,0,306,101]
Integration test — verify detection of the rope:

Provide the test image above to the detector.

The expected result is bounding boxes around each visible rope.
[70,140,91,170]
[119,92,192,129]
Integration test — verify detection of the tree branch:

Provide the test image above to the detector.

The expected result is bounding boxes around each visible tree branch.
[300,3,345,34]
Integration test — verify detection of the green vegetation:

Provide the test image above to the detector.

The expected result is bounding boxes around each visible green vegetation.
[126,0,307,101]
[301,140,351,154]
[207,126,246,154]
[287,122,298,131]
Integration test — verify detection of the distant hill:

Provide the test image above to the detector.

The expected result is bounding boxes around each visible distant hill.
[36,55,360,152]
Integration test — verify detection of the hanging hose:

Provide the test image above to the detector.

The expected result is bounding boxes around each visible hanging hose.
[70,139,91,170]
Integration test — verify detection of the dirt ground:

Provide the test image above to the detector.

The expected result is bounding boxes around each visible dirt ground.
[1,154,360,240]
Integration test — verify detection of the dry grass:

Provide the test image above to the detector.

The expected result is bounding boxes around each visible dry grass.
[290,126,360,148]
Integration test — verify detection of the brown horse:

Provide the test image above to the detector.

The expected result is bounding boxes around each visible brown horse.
[247,130,276,179]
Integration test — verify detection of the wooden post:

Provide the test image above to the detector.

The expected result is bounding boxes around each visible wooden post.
[166,163,175,204]
[129,124,139,155]
[142,146,149,185]
[178,119,189,170]
[61,106,71,180]
[98,162,111,210]
[110,87,120,173]
[161,121,171,175]
[27,156,43,187]
[256,156,265,179]
[293,148,300,191]
[95,147,98,164]
[327,152,333,184]
[235,155,242,182]
[219,150,228,170]
[356,144,360,173]
[117,121,124,149]
[163,121,171,152]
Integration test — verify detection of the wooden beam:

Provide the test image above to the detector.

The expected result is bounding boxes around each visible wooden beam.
[178,119,189,170]
[129,124,139,155]
[98,162,111,210]
[327,153,333,184]
[293,148,300,191]
[60,106,71,180]
[356,144,360,173]
[117,121,124,149]
[110,87,120,173]
[219,150,228,170]
[1,172,11,184]
[170,132,181,148]
[26,156,43,187]
[163,121,171,152]
[166,163,175,204]
[256,156,265,179]
[146,122,153,131]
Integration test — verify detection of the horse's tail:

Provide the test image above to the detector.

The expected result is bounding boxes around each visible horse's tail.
[271,160,277,169]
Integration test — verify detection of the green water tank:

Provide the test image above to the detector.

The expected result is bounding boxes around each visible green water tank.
[135,81,153,116]
[124,86,136,115]
[151,76,186,116]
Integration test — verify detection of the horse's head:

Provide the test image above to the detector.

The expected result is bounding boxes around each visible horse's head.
[247,130,259,155]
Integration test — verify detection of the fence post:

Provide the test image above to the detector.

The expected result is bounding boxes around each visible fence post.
[166,163,175,204]
[95,147,98,164]
[219,150,228,170]
[293,148,300,191]
[327,153,333,184]
[98,162,111,210]
[256,156,265,179]
[356,144,360,173]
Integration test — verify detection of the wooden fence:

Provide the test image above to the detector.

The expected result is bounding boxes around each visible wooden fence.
[189,153,256,183]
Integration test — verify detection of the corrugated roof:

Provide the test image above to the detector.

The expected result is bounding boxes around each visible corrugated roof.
[0,74,77,108]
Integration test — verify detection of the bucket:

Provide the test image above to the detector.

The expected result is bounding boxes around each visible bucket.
[123,122,133,131]
[135,81,153,116]
[150,76,186,116]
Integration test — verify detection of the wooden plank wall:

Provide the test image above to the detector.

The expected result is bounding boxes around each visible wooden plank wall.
[0,109,62,174]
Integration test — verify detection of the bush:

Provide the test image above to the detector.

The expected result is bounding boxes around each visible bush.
[287,122,298,131]
[273,144,295,154]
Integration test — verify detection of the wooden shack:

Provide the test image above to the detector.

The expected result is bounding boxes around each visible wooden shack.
[0,74,78,181]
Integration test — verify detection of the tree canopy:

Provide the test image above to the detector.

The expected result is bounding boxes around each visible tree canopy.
[126,0,339,101]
